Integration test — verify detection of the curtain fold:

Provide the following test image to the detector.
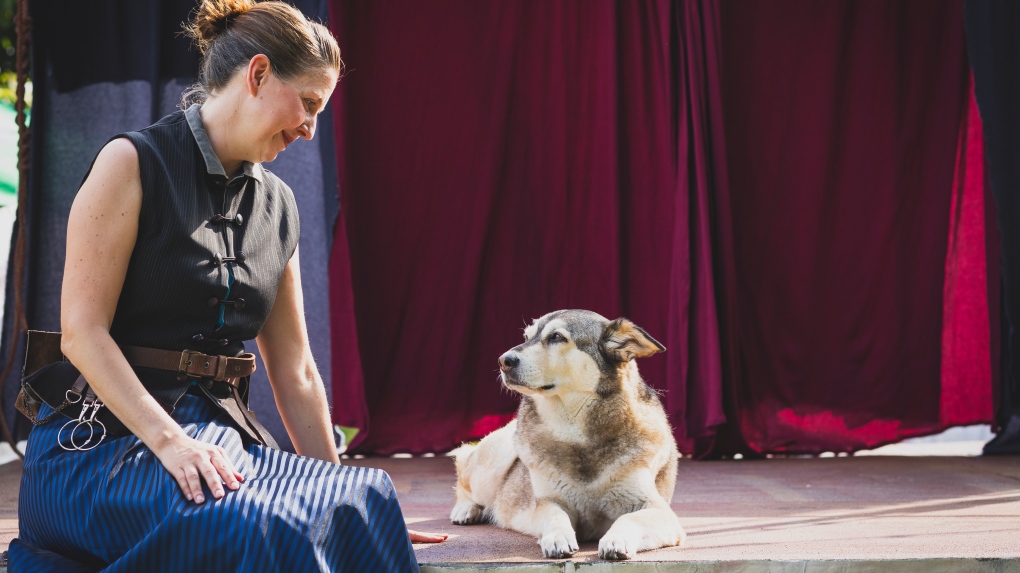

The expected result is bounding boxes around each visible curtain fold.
[671,0,733,455]
[940,81,992,428]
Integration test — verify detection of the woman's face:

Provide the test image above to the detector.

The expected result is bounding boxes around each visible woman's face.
[250,66,338,163]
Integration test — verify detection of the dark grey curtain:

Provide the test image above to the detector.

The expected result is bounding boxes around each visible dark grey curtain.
[965,0,1020,428]
[1,0,340,452]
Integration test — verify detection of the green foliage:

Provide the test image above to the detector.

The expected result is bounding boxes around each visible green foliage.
[0,0,24,203]
[333,425,360,453]
[0,0,31,110]
[0,71,29,109]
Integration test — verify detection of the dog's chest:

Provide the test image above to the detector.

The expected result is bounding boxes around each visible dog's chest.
[560,484,650,541]
[518,428,645,486]
[522,439,650,500]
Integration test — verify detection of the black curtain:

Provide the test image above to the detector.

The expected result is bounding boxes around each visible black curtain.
[965,0,1020,431]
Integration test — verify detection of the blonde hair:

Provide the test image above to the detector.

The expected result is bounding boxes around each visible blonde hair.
[181,0,342,107]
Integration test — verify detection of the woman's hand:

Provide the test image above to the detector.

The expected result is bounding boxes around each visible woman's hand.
[152,433,244,504]
[408,529,448,543]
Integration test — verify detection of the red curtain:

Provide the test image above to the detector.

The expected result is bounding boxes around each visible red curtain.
[327,0,730,454]
[716,0,991,455]
[941,84,993,429]
[326,0,992,456]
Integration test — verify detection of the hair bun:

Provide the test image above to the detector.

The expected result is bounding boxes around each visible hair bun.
[186,0,258,54]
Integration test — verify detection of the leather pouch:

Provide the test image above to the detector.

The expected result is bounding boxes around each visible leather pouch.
[15,330,129,435]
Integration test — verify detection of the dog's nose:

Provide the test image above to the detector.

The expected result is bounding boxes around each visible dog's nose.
[499,353,519,371]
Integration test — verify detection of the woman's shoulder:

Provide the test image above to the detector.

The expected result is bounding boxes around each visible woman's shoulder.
[138,109,189,133]
[76,137,143,215]
[83,137,141,189]
[252,166,300,244]
[124,109,189,146]
[78,110,190,202]
[255,166,297,204]
[97,136,140,165]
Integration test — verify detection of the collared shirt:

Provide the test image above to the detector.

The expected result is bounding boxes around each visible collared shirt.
[184,104,264,184]
[104,106,300,409]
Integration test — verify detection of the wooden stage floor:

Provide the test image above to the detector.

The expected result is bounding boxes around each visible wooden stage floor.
[2,454,1019,572]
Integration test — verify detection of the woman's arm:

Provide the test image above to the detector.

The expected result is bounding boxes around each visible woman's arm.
[256,247,339,463]
[60,138,241,504]
[257,249,449,543]
[257,251,448,542]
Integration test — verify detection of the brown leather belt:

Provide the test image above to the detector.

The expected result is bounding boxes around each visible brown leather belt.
[120,346,256,385]
[17,331,276,449]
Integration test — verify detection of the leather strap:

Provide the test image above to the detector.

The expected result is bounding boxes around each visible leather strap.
[193,382,280,450]
[120,346,256,385]
[69,374,88,397]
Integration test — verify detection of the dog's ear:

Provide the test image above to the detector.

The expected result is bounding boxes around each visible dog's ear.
[601,318,666,362]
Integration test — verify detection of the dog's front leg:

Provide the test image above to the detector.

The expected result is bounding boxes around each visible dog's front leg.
[516,498,578,558]
[598,501,684,560]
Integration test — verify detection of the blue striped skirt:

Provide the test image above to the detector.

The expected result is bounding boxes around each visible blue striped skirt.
[8,393,420,572]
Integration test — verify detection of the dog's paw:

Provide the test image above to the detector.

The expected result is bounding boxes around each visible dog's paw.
[450,501,485,525]
[539,532,579,558]
[598,532,636,561]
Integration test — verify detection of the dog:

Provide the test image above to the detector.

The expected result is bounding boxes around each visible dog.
[450,309,685,560]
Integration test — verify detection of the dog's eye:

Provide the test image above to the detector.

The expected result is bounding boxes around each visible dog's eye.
[547,332,566,343]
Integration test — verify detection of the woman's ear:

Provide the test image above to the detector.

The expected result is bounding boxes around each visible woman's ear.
[245,54,272,95]
[601,318,666,362]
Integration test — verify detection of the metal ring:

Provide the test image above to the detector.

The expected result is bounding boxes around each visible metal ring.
[69,420,95,450]
[76,419,105,451]
[58,419,93,451]
[57,418,79,451]
[65,389,83,404]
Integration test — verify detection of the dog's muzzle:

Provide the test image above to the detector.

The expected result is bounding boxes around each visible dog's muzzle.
[499,352,519,372]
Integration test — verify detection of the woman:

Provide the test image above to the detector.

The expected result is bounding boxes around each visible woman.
[9,1,445,571]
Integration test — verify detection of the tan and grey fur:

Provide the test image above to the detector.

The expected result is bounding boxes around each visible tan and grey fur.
[451,310,685,560]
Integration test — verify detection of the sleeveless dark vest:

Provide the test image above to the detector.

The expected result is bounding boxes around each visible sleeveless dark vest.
[87,105,299,442]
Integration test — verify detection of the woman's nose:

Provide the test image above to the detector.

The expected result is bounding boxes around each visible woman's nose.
[299,115,316,140]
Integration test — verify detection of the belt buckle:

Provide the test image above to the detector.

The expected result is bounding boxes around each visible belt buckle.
[179,349,202,375]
